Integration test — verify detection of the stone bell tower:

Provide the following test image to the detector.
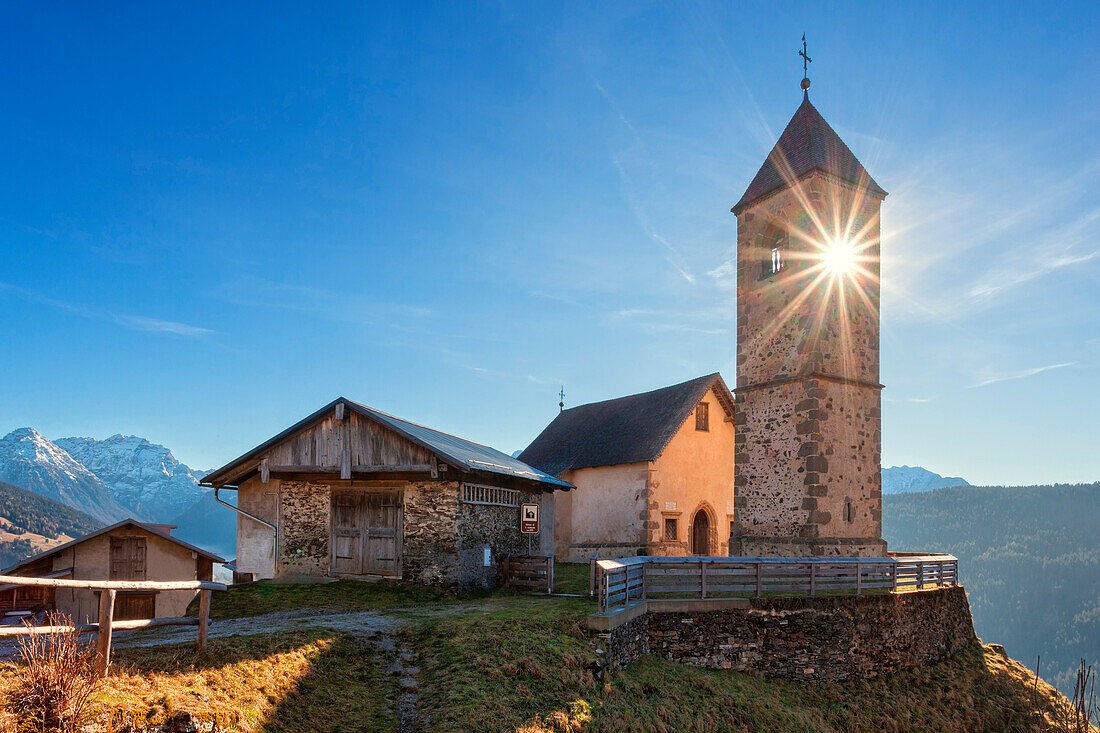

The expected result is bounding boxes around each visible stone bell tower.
[730,77,888,557]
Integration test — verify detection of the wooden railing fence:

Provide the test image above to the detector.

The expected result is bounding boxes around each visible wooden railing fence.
[502,555,554,594]
[0,574,227,675]
[592,554,958,612]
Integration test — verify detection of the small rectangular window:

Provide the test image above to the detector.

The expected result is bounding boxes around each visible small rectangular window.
[695,402,709,431]
[771,247,783,274]
[664,517,678,541]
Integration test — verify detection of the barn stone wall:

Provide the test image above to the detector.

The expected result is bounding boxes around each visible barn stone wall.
[599,586,976,681]
[457,489,546,589]
[279,480,331,574]
[402,480,460,586]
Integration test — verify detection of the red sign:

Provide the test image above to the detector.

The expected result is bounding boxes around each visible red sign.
[520,503,540,534]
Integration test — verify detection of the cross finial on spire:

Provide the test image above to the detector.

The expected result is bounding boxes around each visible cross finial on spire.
[558,386,565,412]
[799,33,812,98]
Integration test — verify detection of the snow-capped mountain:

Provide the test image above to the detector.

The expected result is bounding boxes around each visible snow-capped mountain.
[0,428,133,524]
[55,434,208,521]
[882,465,969,495]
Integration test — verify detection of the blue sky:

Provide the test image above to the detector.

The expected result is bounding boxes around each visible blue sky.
[0,2,1096,485]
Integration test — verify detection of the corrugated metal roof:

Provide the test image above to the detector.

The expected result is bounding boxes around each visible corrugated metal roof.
[342,399,573,489]
[732,95,887,215]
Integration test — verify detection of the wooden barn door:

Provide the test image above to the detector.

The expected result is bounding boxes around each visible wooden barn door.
[332,491,365,575]
[691,510,710,556]
[110,537,147,580]
[363,491,400,576]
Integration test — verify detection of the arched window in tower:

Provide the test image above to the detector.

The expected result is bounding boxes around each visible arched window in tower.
[760,225,786,279]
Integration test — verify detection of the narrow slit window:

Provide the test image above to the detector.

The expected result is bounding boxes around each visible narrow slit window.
[771,247,783,274]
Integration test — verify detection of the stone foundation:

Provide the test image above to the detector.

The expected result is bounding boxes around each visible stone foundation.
[599,586,976,681]
[735,535,887,558]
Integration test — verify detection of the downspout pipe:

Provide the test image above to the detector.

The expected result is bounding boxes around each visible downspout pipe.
[213,486,279,575]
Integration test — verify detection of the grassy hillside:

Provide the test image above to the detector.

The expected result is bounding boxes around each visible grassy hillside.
[884,482,1100,697]
[0,479,101,567]
[2,571,1085,733]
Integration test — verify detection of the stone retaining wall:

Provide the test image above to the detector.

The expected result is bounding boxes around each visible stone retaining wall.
[599,586,976,681]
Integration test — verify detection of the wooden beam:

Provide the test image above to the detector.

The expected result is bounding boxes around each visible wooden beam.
[334,402,346,421]
[0,617,201,638]
[260,458,270,484]
[95,589,115,676]
[0,575,227,591]
[430,456,439,479]
[271,465,339,474]
[352,464,434,473]
[197,589,211,652]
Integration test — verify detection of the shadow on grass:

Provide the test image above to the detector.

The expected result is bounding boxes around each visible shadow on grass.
[102,629,398,732]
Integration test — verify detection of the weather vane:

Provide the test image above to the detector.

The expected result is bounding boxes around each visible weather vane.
[558,386,565,412]
[799,33,812,96]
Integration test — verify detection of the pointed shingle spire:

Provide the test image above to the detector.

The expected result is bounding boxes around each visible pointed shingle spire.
[732,96,886,215]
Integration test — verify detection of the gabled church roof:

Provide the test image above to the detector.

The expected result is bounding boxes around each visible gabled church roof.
[732,95,887,215]
[518,373,734,477]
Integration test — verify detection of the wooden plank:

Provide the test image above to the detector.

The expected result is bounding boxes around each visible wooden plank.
[197,589,211,652]
[352,464,434,473]
[0,576,226,592]
[0,617,201,637]
[95,589,115,676]
[260,457,270,484]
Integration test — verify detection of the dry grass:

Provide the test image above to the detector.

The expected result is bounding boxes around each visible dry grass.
[1,615,98,733]
[0,629,396,732]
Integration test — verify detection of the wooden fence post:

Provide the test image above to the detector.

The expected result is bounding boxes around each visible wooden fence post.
[197,589,212,652]
[755,562,762,599]
[918,561,924,590]
[547,556,554,595]
[589,557,596,596]
[855,562,862,596]
[700,560,707,599]
[809,562,816,597]
[891,560,898,592]
[95,589,116,676]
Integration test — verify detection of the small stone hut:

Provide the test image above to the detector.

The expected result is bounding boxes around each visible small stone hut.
[1,520,223,623]
[201,397,572,589]
[520,374,736,562]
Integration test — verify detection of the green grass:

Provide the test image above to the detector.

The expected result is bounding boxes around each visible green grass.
[197,579,458,619]
[411,596,1079,733]
[552,562,593,595]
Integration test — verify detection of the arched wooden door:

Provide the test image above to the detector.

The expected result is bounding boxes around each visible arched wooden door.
[691,509,710,556]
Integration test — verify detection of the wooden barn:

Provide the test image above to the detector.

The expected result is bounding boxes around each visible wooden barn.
[201,397,572,589]
[0,520,224,624]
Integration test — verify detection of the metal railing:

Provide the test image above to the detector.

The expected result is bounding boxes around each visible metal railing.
[0,574,227,675]
[591,554,958,612]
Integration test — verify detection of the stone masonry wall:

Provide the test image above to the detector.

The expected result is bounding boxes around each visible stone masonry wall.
[402,480,460,586]
[279,481,331,575]
[734,176,885,557]
[457,489,545,589]
[601,586,976,681]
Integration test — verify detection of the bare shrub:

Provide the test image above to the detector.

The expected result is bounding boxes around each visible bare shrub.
[2,614,99,733]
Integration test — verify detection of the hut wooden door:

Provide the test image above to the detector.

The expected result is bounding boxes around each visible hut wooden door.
[332,491,365,574]
[363,491,400,576]
[691,510,710,556]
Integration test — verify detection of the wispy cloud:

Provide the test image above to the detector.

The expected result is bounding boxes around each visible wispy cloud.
[969,361,1077,388]
[595,79,695,285]
[884,396,936,403]
[0,282,212,338]
[609,306,729,335]
[115,316,213,337]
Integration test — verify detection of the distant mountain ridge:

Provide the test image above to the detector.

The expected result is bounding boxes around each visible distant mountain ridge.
[882,465,969,495]
[55,434,208,520]
[0,479,101,568]
[0,428,133,524]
